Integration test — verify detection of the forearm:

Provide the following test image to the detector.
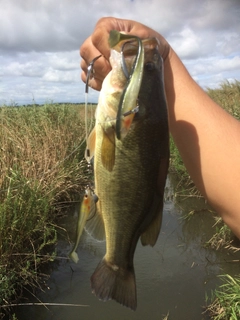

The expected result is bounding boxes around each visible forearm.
[164,47,240,237]
[80,17,240,238]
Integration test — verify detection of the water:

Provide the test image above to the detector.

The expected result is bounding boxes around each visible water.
[15,176,240,320]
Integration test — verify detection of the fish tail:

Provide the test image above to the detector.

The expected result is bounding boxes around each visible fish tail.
[91,258,137,310]
[69,251,79,264]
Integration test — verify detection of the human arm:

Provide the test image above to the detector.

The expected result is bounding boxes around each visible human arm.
[80,17,240,238]
[165,48,240,238]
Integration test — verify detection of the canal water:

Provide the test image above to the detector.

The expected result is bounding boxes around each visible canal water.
[15,176,240,320]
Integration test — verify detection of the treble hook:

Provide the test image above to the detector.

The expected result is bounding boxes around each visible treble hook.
[85,54,102,93]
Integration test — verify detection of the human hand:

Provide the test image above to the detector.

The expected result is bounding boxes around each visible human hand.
[80,17,170,91]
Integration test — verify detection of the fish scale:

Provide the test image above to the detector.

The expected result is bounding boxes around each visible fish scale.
[70,32,169,310]
[89,38,169,310]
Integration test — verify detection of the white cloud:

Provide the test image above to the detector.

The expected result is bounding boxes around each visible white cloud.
[0,0,240,105]
[188,55,240,76]
[42,68,79,83]
[170,27,202,59]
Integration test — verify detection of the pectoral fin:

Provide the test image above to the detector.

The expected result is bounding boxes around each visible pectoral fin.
[101,127,116,172]
[85,126,96,162]
[85,202,105,241]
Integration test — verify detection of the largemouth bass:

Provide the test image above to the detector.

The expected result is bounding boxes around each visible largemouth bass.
[71,32,169,310]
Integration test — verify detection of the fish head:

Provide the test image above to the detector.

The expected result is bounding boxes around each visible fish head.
[112,35,163,140]
[137,37,165,110]
[97,37,143,129]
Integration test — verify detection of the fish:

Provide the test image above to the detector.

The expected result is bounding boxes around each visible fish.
[71,31,169,310]
[69,187,97,263]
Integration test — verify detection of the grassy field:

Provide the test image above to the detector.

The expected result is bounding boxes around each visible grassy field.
[0,81,240,319]
[0,103,93,317]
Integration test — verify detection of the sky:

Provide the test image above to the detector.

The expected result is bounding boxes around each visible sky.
[0,0,240,105]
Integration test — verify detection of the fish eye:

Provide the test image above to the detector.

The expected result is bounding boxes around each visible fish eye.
[145,62,155,71]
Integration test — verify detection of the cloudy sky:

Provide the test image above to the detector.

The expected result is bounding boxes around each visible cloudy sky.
[1,0,240,105]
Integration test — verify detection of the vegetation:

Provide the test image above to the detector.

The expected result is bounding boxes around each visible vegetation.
[205,217,240,252]
[207,80,240,121]
[0,103,91,317]
[205,275,240,320]
[169,137,202,198]
[0,80,240,318]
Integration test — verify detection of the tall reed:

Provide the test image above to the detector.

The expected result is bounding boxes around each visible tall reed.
[0,103,90,314]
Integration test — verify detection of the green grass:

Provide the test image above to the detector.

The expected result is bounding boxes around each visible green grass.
[207,80,240,121]
[0,103,91,317]
[205,217,240,252]
[205,275,240,320]
[0,81,240,318]
[169,136,202,198]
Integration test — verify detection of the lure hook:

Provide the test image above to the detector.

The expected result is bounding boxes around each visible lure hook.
[85,54,102,93]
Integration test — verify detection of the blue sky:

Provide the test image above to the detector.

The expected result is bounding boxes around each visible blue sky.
[0,0,240,105]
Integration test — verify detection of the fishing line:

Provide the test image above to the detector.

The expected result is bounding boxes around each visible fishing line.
[0,57,102,196]
[85,55,102,164]
[83,55,102,190]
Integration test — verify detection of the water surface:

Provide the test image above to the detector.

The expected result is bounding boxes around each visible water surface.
[15,176,240,320]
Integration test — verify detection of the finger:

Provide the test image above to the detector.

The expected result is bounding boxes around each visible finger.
[81,70,103,92]
[80,56,110,92]
[93,17,170,60]
[80,37,99,64]
[80,55,111,90]
[80,35,111,77]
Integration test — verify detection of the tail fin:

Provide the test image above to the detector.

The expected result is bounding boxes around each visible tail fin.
[91,258,137,310]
